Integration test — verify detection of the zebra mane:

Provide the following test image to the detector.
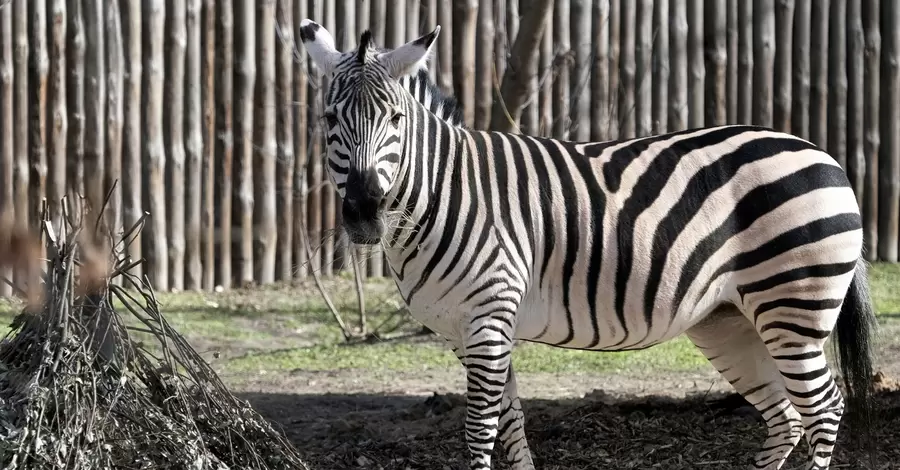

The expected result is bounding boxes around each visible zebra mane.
[403,68,465,128]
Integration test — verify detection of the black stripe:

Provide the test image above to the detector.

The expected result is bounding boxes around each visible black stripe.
[737,261,857,301]
[754,298,844,322]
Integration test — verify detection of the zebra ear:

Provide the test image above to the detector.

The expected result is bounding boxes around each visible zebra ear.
[298,19,342,75]
[377,25,441,79]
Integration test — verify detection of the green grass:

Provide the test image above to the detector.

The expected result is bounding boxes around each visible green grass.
[1,262,898,377]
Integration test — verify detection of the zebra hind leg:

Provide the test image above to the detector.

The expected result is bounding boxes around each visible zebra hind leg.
[686,305,803,470]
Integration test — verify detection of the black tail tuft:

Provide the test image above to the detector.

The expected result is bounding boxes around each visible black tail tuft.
[832,258,878,464]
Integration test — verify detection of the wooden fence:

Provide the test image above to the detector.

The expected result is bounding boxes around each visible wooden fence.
[0,0,898,295]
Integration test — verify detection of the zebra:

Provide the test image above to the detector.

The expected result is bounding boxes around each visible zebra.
[298,20,877,470]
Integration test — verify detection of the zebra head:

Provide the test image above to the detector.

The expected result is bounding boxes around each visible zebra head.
[299,19,441,245]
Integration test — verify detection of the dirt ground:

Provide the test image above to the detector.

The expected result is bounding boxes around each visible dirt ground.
[236,366,900,470]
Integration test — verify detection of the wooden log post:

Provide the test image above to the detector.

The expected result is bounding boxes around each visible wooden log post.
[323,5,337,276]
[726,0,737,123]
[164,0,186,291]
[847,0,865,208]
[634,0,652,137]
[254,0,277,284]
[651,0,668,134]
[736,0,752,124]
[475,0,494,130]
[276,0,295,282]
[809,0,830,149]
[607,0,620,138]
[828,0,848,170]
[454,0,478,127]
[591,0,610,140]
[0,6,12,297]
[144,0,169,290]
[83,0,106,224]
[571,0,592,141]
[669,0,688,131]
[687,0,704,129]
[752,0,774,128]
[618,0,635,138]
[879,0,900,261]
[185,0,203,290]
[216,0,234,287]
[773,0,794,132]
[29,0,48,230]
[47,0,67,235]
[122,0,141,277]
[68,0,85,197]
[293,0,308,278]
[234,0,256,285]
[494,0,508,80]
[105,0,123,272]
[201,0,216,289]
[538,8,552,136]
[792,0,811,139]
[862,0,880,260]
[12,0,29,251]
[306,0,324,277]
[437,0,453,95]
[705,0,726,126]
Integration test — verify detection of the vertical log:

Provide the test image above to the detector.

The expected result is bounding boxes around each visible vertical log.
[591,0,610,140]
[538,11,552,136]
[276,0,294,282]
[30,0,48,228]
[475,0,494,129]
[726,0,737,123]
[185,0,203,290]
[634,0,652,137]
[552,0,571,139]
[494,0,507,80]
[371,0,386,45]
[879,0,900,261]
[201,0,216,289]
[293,0,308,278]
[704,0,726,126]
[216,0,233,287]
[386,0,405,47]
[437,0,453,94]
[121,0,140,277]
[792,0,810,139]
[143,0,168,290]
[254,0,277,284]
[809,0,830,149]
[570,0,592,141]
[618,0,635,138]
[737,0,752,124]
[323,4,337,276]
[669,0,688,131]
[105,0,123,250]
[356,0,368,40]
[164,0,185,291]
[687,0,704,129]
[0,7,12,297]
[453,0,478,127]
[68,0,85,197]
[505,0,519,127]
[83,0,105,221]
[652,0,669,134]
[608,0,620,138]
[773,0,794,132]
[12,0,29,239]
[337,0,356,49]
[862,0,879,260]
[407,0,420,38]
[425,0,438,82]
[752,0,775,128]
[306,0,323,276]
[847,0,864,207]
[234,0,256,285]
[47,0,67,233]
[827,0,847,169]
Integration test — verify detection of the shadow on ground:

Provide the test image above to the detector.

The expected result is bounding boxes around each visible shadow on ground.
[242,385,900,470]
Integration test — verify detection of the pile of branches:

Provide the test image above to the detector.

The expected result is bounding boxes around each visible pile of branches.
[0,197,310,470]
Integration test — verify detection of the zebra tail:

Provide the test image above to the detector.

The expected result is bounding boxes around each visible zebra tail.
[832,257,878,461]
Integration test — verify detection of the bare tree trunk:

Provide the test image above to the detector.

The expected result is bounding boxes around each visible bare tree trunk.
[454,0,478,127]
[185,0,203,290]
[105,0,123,257]
[293,0,308,278]
[122,0,141,277]
[618,0,635,138]
[490,0,553,133]
[737,0,752,124]
[607,0,620,138]
[669,0,688,131]
[254,0,277,284]
[12,0,29,241]
[570,0,592,140]
[726,0,737,123]
[48,0,67,233]
[652,0,668,134]
[634,0,652,137]
[437,0,453,94]
[809,0,830,148]
[276,0,294,282]
[847,0,864,208]
[143,0,168,290]
[475,0,494,129]
[84,0,105,221]
[879,0,900,261]
[704,0,726,126]
[216,0,233,287]
[862,0,880,260]
[165,0,185,291]
[201,0,215,289]
[828,0,847,169]
[30,0,48,228]
[591,0,610,140]
[687,0,704,129]
[68,0,85,197]
[538,12,552,136]
[234,0,256,285]
[0,7,12,297]
[773,0,794,132]
[792,0,810,139]
[752,0,774,127]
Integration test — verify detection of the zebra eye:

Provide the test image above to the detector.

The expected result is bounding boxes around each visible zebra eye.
[324,112,339,129]
[390,111,403,127]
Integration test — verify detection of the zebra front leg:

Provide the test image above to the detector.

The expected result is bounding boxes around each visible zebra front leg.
[446,338,535,469]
